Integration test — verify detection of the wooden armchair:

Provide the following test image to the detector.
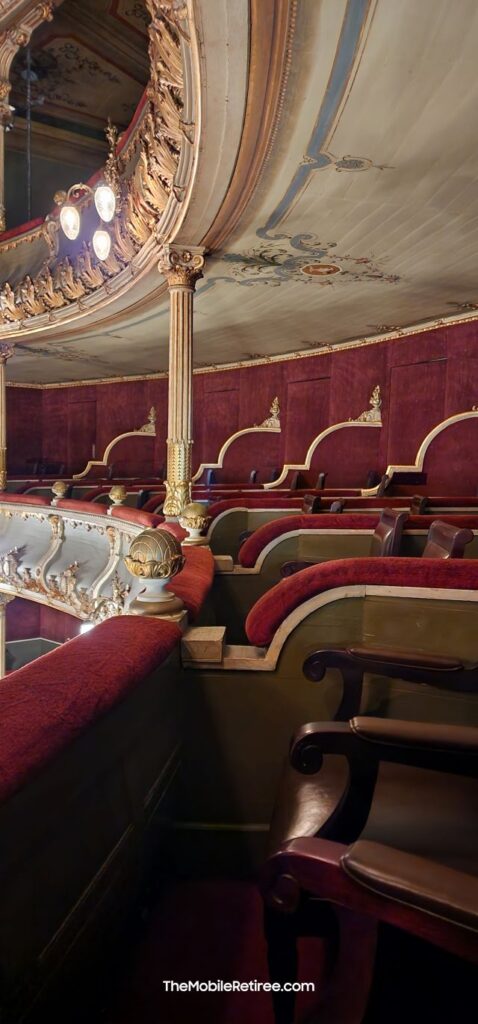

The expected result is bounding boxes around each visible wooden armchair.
[262,716,478,1024]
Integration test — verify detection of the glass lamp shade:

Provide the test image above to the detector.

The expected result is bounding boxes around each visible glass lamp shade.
[94,184,116,222]
[59,204,80,240]
[92,228,111,261]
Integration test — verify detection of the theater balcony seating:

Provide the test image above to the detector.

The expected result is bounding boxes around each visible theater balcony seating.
[261,715,478,1024]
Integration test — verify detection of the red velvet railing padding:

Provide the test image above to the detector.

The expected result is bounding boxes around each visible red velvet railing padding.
[0,492,49,506]
[245,557,478,647]
[109,506,164,529]
[56,498,108,515]
[239,514,381,568]
[168,545,215,619]
[0,616,181,802]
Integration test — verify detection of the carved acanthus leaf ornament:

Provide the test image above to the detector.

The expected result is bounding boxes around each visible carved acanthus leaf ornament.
[0,0,195,330]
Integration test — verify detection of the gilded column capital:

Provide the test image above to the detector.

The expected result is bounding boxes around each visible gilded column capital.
[158,244,205,290]
[0,342,14,363]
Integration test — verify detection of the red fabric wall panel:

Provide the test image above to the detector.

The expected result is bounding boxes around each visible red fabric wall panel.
[215,430,282,483]
[386,359,447,466]
[7,388,42,473]
[422,418,478,494]
[6,598,80,643]
[7,320,478,490]
[283,376,330,464]
[307,424,382,487]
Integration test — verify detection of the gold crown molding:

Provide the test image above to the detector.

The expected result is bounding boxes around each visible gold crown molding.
[0,0,200,334]
[72,410,156,479]
[361,410,478,495]
[264,420,381,490]
[203,0,298,251]
[5,308,478,390]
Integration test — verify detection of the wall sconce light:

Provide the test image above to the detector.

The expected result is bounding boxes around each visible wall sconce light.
[55,181,117,258]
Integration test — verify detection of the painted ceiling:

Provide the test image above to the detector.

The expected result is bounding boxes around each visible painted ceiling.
[5,0,149,225]
[7,0,478,384]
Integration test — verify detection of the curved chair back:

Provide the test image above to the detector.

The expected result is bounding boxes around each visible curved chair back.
[315,472,327,489]
[422,520,474,559]
[410,494,429,514]
[329,499,345,513]
[376,473,392,496]
[249,469,258,484]
[302,494,322,513]
[370,508,407,556]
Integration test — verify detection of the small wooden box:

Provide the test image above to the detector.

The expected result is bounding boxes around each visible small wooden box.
[181,626,226,664]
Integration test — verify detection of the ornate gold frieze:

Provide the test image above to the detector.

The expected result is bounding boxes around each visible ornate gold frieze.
[352,385,382,423]
[258,396,280,428]
[0,0,194,329]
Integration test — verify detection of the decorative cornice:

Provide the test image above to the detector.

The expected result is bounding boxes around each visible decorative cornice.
[6,307,478,389]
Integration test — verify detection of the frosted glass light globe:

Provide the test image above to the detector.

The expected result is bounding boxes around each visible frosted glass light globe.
[59,204,80,240]
[94,184,116,222]
[92,228,111,261]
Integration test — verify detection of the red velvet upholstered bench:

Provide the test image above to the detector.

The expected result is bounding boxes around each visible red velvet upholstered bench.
[245,557,478,648]
[0,616,182,1020]
[238,513,478,569]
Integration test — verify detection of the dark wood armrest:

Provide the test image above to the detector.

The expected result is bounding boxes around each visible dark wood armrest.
[290,718,478,779]
[303,646,477,723]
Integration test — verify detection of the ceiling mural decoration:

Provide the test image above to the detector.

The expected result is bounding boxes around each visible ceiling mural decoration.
[2,0,478,384]
[205,233,400,289]
[109,0,149,35]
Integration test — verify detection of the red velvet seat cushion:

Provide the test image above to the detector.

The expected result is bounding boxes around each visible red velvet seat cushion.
[239,513,478,568]
[141,494,166,513]
[0,616,181,802]
[110,506,164,528]
[245,556,478,647]
[56,498,108,515]
[169,546,215,619]
[0,492,48,506]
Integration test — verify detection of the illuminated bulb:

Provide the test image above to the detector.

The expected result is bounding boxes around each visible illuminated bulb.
[59,204,80,240]
[92,228,111,261]
[94,184,116,222]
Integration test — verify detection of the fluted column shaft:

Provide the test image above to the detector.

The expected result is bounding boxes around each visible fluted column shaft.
[0,343,14,492]
[158,246,205,518]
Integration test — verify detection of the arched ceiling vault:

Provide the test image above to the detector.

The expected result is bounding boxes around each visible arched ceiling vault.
[4,0,478,384]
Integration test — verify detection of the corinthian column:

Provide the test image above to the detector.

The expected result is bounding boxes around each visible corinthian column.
[0,342,14,491]
[158,245,205,518]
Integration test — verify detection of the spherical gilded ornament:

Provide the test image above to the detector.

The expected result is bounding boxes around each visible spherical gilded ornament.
[52,480,68,498]
[179,501,210,525]
[124,528,185,579]
[109,484,127,504]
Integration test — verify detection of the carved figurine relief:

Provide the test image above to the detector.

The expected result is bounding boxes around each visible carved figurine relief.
[352,385,382,423]
[258,396,281,428]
